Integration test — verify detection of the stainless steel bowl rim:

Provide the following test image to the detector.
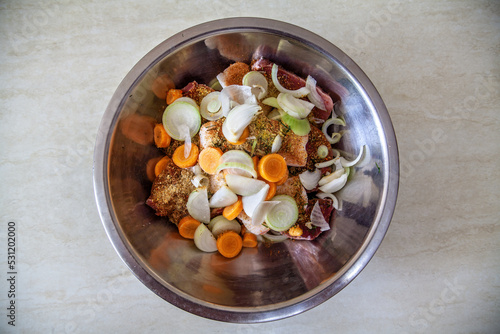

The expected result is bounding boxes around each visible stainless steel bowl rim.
[93,17,399,323]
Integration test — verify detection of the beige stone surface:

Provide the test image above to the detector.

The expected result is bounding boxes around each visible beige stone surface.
[0,0,499,333]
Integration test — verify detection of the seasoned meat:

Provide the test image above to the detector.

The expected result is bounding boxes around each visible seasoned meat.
[199,115,308,167]
[218,62,250,86]
[146,158,195,225]
[181,81,214,105]
[251,57,334,122]
[275,176,308,217]
[237,211,270,235]
[285,198,334,240]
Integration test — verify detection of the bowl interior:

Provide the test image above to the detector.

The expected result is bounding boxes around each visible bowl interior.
[96,18,398,323]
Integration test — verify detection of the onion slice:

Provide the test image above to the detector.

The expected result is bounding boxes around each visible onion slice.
[251,201,280,228]
[242,71,268,100]
[310,201,330,231]
[316,192,341,210]
[271,64,309,98]
[209,186,238,208]
[242,184,270,218]
[271,135,282,153]
[222,103,261,142]
[318,172,348,193]
[340,145,366,167]
[186,187,210,223]
[305,75,326,111]
[194,224,217,252]
[265,195,299,232]
[299,168,322,190]
[262,232,289,243]
[215,162,257,179]
[200,92,223,120]
[211,217,241,238]
[225,174,267,196]
[277,93,315,119]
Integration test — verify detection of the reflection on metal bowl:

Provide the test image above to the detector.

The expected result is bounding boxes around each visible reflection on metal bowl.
[93,17,399,323]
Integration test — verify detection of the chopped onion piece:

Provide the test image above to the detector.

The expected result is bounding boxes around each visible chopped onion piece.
[271,135,282,153]
[216,72,227,88]
[318,172,348,193]
[225,174,267,196]
[310,201,330,231]
[265,195,299,232]
[251,201,280,228]
[316,192,341,210]
[299,169,322,190]
[222,103,261,142]
[211,217,241,238]
[208,215,227,231]
[262,232,289,243]
[318,168,344,186]
[317,145,329,158]
[315,156,340,168]
[173,97,199,110]
[215,162,257,179]
[194,224,217,252]
[181,124,192,158]
[242,71,268,100]
[277,93,315,119]
[271,64,309,98]
[242,184,270,218]
[340,145,366,167]
[186,187,210,223]
[192,174,209,188]
[305,75,326,111]
[209,186,238,208]
[281,113,310,136]
[162,101,201,141]
[200,92,223,120]
[262,97,280,109]
[322,117,345,144]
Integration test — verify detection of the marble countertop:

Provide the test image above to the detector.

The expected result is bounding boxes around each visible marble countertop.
[1,1,499,333]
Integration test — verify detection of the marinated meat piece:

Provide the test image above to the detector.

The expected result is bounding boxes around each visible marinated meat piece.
[275,176,308,217]
[146,158,196,225]
[251,58,334,122]
[218,62,250,87]
[285,198,334,240]
[237,211,270,235]
[199,115,308,167]
[181,81,214,105]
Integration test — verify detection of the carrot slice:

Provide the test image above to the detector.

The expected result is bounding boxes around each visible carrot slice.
[166,89,183,104]
[223,196,243,220]
[147,156,163,181]
[217,231,243,258]
[172,144,199,168]
[265,181,277,200]
[228,127,249,145]
[198,147,223,174]
[275,167,289,186]
[154,123,171,148]
[242,232,258,248]
[178,216,201,239]
[257,153,288,183]
[252,156,259,172]
[154,156,172,177]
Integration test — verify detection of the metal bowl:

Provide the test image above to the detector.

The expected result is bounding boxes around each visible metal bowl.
[93,17,399,323]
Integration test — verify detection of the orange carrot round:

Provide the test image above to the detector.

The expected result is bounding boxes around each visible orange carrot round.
[223,196,243,220]
[228,127,249,145]
[172,144,199,168]
[198,147,223,174]
[154,123,171,148]
[217,231,243,258]
[275,167,289,186]
[166,89,183,104]
[154,156,172,177]
[147,156,163,181]
[178,216,201,239]
[242,232,258,248]
[265,181,277,200]
[257,153,288,183]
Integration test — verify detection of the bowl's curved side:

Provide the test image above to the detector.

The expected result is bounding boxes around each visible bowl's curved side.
[93,17,399,323]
